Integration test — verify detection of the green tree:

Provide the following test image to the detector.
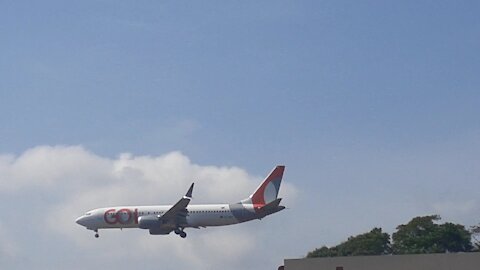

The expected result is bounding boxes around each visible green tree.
[307,215,475,258]
[392,215,473,254]
[307,228,391,258]
[471,224,480,250]
[307,246,336,258]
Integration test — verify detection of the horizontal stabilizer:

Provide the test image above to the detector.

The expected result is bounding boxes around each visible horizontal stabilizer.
[260,198,282,211]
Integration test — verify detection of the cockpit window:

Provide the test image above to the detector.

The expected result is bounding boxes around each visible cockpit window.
[85,212,92,216]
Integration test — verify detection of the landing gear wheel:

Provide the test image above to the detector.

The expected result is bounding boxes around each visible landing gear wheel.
[94,229,99,238]
[174,228,181,235]
[179,231,187,238]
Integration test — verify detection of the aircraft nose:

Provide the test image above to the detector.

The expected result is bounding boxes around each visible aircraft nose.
[76,216,87,226]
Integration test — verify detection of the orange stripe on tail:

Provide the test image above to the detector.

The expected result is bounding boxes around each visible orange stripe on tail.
[250,165,285,207]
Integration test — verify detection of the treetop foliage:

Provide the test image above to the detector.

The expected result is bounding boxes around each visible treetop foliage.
[307,228,391,258]
[307,215,475,258]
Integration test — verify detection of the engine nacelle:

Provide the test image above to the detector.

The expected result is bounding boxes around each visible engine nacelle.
[138,216,172,235]
[138,216,160,229]
[149,228,171,235]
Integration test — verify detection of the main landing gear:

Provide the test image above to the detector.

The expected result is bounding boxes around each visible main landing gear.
[174,228,187,238]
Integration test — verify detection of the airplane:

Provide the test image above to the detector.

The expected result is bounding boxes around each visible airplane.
[75,165,286,238]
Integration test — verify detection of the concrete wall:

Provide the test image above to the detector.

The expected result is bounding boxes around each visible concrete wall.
[284,253,480,270]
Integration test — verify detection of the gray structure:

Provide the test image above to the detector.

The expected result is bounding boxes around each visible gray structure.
[284,252,480,270]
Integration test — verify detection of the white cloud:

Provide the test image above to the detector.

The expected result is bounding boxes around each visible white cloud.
[0,145,296,270]
[0,145,111,191]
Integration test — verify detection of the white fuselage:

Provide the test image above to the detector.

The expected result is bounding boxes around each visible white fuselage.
[77,203,255,230]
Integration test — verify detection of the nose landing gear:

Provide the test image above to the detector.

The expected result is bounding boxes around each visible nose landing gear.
[94,229,99,238]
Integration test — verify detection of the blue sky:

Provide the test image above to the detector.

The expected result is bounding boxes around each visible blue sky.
[1,1,480,269]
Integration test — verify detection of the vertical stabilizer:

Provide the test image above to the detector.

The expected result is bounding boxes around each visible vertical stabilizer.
[248,165,285,207]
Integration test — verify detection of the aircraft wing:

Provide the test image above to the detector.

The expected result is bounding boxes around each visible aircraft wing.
[158,183,194,228]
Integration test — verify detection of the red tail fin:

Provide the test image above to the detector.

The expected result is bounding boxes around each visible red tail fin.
[249,166,285,207]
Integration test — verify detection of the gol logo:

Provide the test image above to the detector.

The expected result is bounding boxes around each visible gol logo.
[104,208,139,224]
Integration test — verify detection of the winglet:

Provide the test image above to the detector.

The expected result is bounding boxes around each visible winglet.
[185,183,194,198]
